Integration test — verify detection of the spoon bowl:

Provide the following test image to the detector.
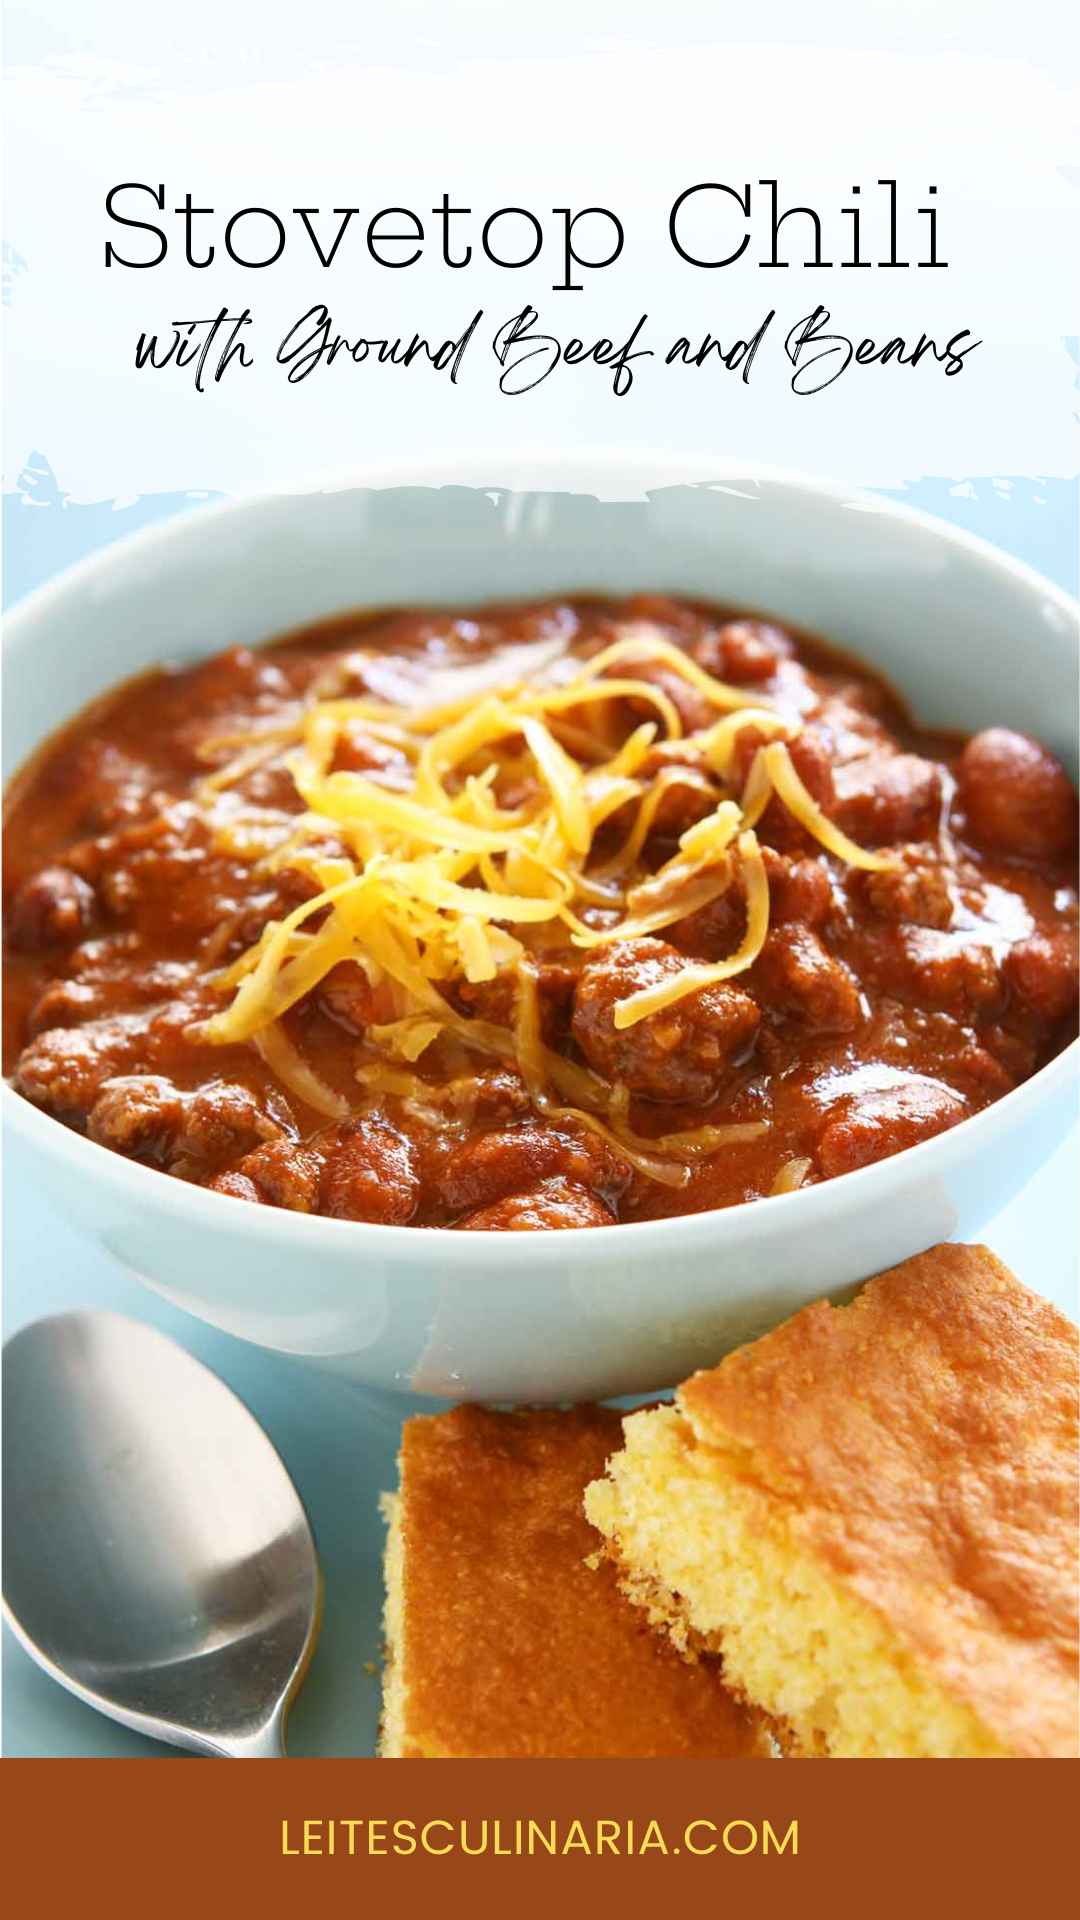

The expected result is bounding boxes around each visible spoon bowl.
[2,1312,321,1757]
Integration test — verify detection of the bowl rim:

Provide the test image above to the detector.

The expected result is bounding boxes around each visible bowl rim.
[5,449,1079,641]
[3,451,1078,1259]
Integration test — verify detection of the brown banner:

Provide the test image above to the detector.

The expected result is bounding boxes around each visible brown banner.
[2,1757,1075,1912]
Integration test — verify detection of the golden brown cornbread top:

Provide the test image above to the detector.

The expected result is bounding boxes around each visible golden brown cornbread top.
[678,1243,1080,1758]
[393,1403,770,1759]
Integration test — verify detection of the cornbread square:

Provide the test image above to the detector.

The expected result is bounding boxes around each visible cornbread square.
[380,1403,771,1758]
[585,1245,1080,1759]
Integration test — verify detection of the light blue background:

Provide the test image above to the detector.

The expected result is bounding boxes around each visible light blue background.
[3,476,1078,1757]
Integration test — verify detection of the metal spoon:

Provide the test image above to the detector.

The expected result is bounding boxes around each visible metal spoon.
[2,1311,321,1758]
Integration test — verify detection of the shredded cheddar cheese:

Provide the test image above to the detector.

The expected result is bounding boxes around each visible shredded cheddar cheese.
[192,629,894,1181]
[771,1155,814,1194]
[611,831,771,1029]
[760,741,895,872]
[253,1021,351,1121]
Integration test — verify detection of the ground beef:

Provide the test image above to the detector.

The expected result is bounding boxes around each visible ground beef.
[83,1071,287,1174]
[612,658,714,734]
[860,846,954,928]
[213,868,323,962]
[87,1075,184,1159]
[319,1117,420,1223]
[28,980,102,1035]
[981,1024,1039,1084]
[947,1039,1019,1101]
[913,932,1007,1018]
[752,925,862,1033]
[669,889,746,962]
[61,811,160,883]
[440,1121,629,1216]
[177,1081,288,1165]
[12,1002,197,1123]
[207,1171,265,1204]
[452,957,579,1040]
[692,619,793,684]
[9,867,96,950]
[63,807,263,945]
[315,961,382,1035]
[814,1075,968,1175]
[232,1138,322,1211]
[863,926,1006,1021]
[816,1073,969,1177]
[736,726,837,854]
[833,752,943,847]
[674,851,831,964]
[633,750,721,836]
[572,937,760,1102]
[761,848,834,928]
[28,957,196,1036]
[104,839,251,938]
[957,728,1077,860]
[64,740,158,832]
[454,1177,616,1230]
[435,1068,532,1126]
[815,680,897,756]
[1003,929,1079,1024]
[181,645,295,721]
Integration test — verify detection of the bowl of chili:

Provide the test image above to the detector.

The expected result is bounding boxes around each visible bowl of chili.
[3,458,1076,1398]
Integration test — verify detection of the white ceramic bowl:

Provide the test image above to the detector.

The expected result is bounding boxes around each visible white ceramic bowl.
[4,458,1077,1400]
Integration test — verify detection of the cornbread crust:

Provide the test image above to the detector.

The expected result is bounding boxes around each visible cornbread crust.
[380,1403,771,1759]
[586,1245,1080,1759]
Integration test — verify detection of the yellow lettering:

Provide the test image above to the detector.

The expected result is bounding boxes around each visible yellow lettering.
[684,1820,717,1856]
[723,1820,758,1855]
[764,1819,799,1856]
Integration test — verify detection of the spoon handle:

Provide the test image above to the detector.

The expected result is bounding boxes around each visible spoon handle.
[218,1721,288,1759]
